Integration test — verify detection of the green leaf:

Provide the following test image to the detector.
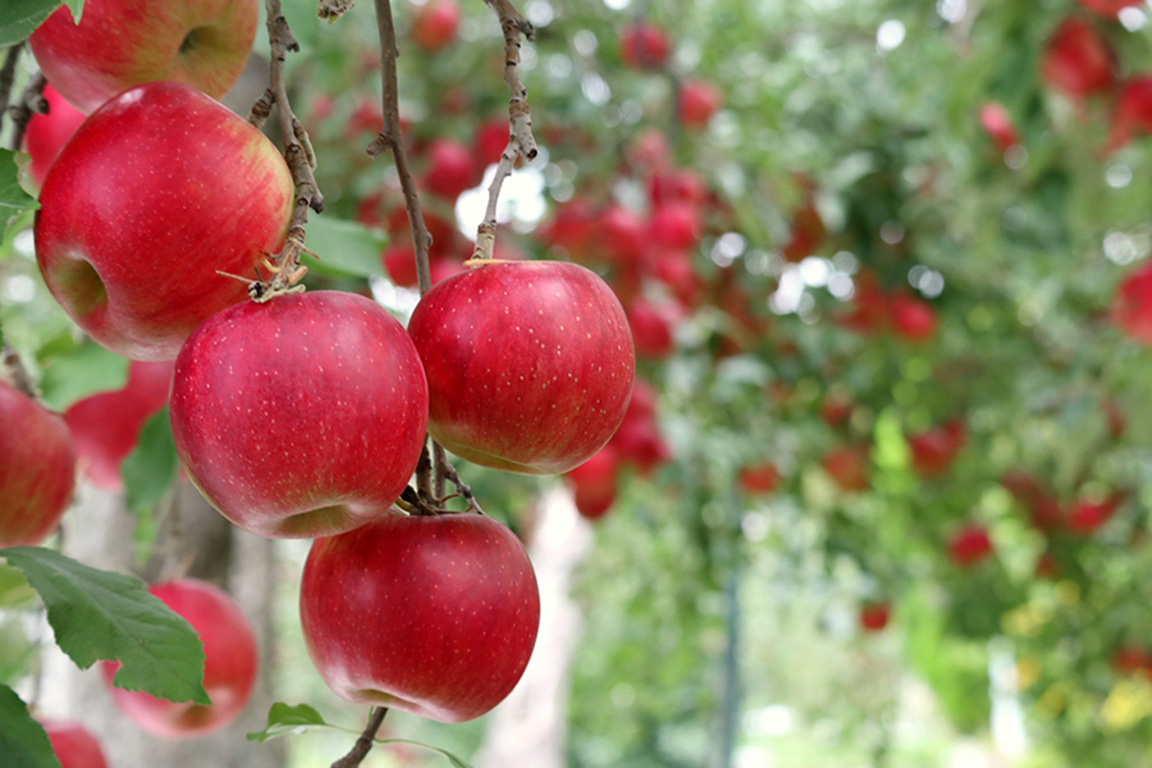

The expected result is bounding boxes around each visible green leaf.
[247,703,475,767]
[37,342,129,411]
[300,216,387,279]
[0,0,63,48]
[0,683,63,768]
[0,547,209,705]
[0,562,35,607]
[0,150,39,245]
[246,702,332,742]
[122,408,178,518]
[62,0,83,21]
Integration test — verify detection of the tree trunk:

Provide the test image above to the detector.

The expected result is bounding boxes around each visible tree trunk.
[473,486,594,768]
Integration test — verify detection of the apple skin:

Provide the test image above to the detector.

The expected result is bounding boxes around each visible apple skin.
[65,360,174,492]
[102,579,258,738]
[1041,17,1114,99]
[21,85,87,190]
[35,81,294,362]
[300,511,540,723]
[621,22,671,70]
[41,719,109,768]
[170,291,429,539]
[407,261,636,475]
[0,381,77,548]
[412,0,462,53]
[29,0,259,114]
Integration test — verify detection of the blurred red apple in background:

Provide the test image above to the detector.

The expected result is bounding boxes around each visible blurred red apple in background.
[21,84,86,189]
[1112,260,1152,345]
[679,79,721,128]
[739,461,781,495]
[1107,75,1152,152]
[979,102,1020,155]
[0,380,76,547]
[860,602,891,632]
[621,21,671,70]
[948,524,994,567]
[1041,17,1114,99]
[823,445,870,491]
[412,0,462,52]
[41,719,109,768]
[102,579,258,738]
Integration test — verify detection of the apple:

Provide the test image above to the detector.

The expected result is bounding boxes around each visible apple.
[621,21,671,70]
[822,445,870,491]
[627,296,680,359]
[566,445,620,520]
[0,380,76,548]
[1113,261,1152,345]
[947,524,994,567]
[608,379,670,475]
[859,602,891,632]
[35,81,294,362]
[979,102,1020,155]
[648,169,708,208]
[1067,492,1125,535]
[1111,646,1151,676]
[423,138,477,201]
[821,394,853,428]
[41,719,109,768]
[907,419,966,478]
[1041,17,1114,99]
[407,261,635,475]
[679,79,721,129]
[601,205,649,267]
[650,202,702,250]
[300,511,540,723]
[539,198,600,262]
[65,360,174,491]
[29,0,259,114]
[21,84,87,190]
[739,461,781,495]
[412,0,462,53]
[102,579,258,738]
[475,118,511,169]
[1106,75,1152,153]
[888,292,938,342]
[170,291,429,538]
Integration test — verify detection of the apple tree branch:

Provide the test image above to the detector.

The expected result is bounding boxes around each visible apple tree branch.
[470,0,538,262]
[245,0,325,302]
[330,707,389,768]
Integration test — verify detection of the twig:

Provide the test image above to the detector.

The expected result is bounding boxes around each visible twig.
[1,343,37,398]
[0,42,24,137]
[472,0,538,261]
[331,707,388,768]
[245,0,325,303]
[370,0,446,497]
[318,0,355,21]
[6,72,48,156]
[441,458,485,515]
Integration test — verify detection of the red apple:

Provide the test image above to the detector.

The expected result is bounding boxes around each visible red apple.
[0,380,76,547]
[423,138,477,201]
[650,203,702,250]
[1113,261,1152,345]
[412,0,462,53]
[300,511,540,723]
[649,170,708,208]
[979,102,1020,155]
[679,79,721,128]
[567,445,620,520]
[102,579,258,738]
[947,524,994,567]
[65,360,174,491]
[21,84,87,189]
[170,291,429,538]
[407,261,636,475]
[739,461,781,495]
[888,292,938,342]
[1041,17,1114,99]
[601,205,649,267]
[1106,75,1152,152]
[1067,492,1125,535]
[821,394,853,428]
[907,419,966,478]
[41,719,109,768]
[859,602,891,632]
[823,445,870,491]
[475,118,510,169]
[35,81,294,361]
[30,0,259,114]
[621,21,671,70]
[1111,646,1151,676]
[627,296,680,359]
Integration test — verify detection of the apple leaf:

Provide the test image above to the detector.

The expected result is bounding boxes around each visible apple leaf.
[0,0,63,47]
[0,546,210,706]
[0,150,39,246]
[248,702,474,768]
[0,562,35,607]
[0,683,63,768]
[299,216,387,279]
[122,407,179,520]
[36,341,129,411]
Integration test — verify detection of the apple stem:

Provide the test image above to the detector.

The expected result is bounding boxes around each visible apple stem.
[242,0,325,303]
[471,0,539,262]
[330,706,389,768]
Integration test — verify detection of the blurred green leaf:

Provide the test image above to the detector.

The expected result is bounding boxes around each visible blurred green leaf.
[300,216,387,279]
[0,684,61,768]
[36,342,128,412]
[121,407,178,518]
[0,546,209,705]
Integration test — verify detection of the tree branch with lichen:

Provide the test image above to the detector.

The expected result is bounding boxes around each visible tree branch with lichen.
[469,0,538,263]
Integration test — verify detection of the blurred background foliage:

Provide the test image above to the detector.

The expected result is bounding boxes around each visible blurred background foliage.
[6,0,1152,766]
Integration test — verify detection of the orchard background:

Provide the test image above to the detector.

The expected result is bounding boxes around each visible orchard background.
[4,0,1152,766]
